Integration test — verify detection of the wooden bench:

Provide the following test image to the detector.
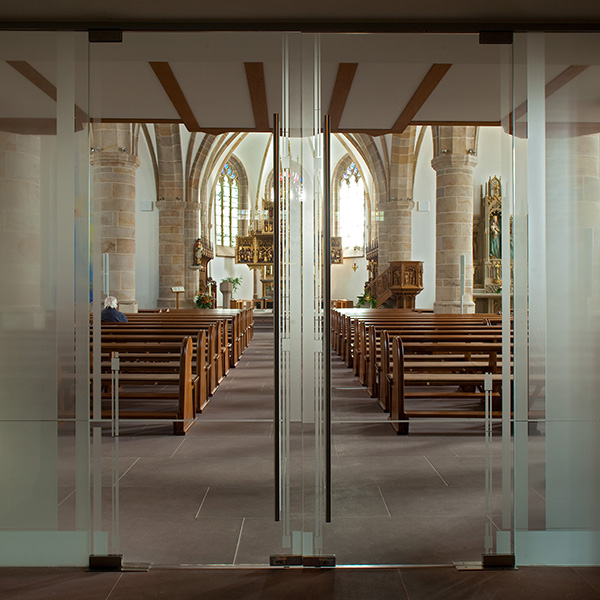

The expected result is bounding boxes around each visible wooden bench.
[365,323,505,400]
[97,328,209,413]
[93,337,196,435]
[135,307,254,368]
[388,336,507,435]
[98,323,215,401]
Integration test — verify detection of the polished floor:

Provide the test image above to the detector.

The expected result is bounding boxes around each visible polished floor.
[4,322,597,598]
[3,565,600,599]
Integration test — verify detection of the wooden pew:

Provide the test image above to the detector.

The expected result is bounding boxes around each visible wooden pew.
[365,322,505,399]
[94,337,196,435]
[98,322,217,401]
[388,336,505,435]
[98,329,209,413]
[133,307,253,368]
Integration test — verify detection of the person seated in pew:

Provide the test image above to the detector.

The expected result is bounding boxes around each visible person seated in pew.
[101,296,128,322]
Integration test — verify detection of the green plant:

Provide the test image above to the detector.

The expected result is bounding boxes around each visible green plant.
[194,291,213,309]
[356,288,377,308]
[221,276,243,298]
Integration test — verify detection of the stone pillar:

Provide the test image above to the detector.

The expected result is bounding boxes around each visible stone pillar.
[431,127,478,313]
[253,268,261,299]
[156,199,186,308]
[184,203,200,307]
[378,130,415,272]
[155,124,186,309]
[91,125,140,312]
[0,132,41,324]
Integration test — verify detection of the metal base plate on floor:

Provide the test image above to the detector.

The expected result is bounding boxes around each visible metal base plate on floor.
[89,554,123,571]
[270,555,336,568]
[455,554,516,571]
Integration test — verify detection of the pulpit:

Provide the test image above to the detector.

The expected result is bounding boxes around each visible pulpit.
[367,260,424,309]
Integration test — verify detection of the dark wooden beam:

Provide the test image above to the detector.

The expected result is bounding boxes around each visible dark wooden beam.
[244,62,270,131]
[391,63,452,134]
[328,63,358,131]
[0,118,57,135]
[149,61,201,132]
[338,120,501,137]
[512,64,590,123]
[6,60,88,126]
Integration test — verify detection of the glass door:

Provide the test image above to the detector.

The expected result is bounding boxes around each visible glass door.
[87,31,294,566]
[274,33,330,562]
[0,31,93,566]
[315,32,516,565]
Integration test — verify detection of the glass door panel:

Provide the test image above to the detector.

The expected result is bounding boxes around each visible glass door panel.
[512,32,600,565]
[276,33,329,559]
[0,31,92,566]
[88,31,292,566]
[321,32,515,565]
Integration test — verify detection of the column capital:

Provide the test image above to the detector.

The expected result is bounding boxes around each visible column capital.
[431,153,478,172]
[155,198,187,211]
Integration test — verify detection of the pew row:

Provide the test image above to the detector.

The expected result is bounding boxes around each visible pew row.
[92,337,196,435]
[388,336,507,435]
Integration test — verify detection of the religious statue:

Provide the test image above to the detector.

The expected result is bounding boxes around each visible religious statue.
[490,214,501,259]
[194,238,202,266]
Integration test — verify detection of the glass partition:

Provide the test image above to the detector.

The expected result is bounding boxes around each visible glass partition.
[12,26,600,568]
[0,32,92,566]
[513,32,600,565]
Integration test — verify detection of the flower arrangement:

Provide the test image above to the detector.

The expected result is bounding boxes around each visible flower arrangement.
[356,288,377,308]
[194,291,213,309]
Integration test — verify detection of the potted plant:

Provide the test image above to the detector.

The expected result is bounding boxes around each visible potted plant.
[356,288,377,308]
[194,291,213,309]
[221,276,243,298]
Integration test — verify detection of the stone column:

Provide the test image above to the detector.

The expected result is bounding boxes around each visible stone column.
[155,125,186,309]
[156,199,186,308]
[91,125,140,312]
[378,130,415,272]
[0,132,41,325]
[184,203,200,307]
[431,127,478,313]
[253,268,261,299]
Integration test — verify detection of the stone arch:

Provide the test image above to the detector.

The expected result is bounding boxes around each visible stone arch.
[188,134,217,240]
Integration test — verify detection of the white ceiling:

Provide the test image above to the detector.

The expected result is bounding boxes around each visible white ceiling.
[0,24,599,134]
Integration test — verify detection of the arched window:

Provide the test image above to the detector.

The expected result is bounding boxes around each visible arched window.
[215,163,239,247]
[339,161,365,254]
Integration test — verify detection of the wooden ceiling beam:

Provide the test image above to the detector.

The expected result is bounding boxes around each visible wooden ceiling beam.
[6,60,88,126]
[391,63,452,134]
[328,63,358,131]
[511,64,590,123]
[244,62,270,131]
[149,61,201,132]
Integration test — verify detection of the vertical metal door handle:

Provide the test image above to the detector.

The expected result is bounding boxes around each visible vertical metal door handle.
[324,114,332,523]
[273,113,281,522]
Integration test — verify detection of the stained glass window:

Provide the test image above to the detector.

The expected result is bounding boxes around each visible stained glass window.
[216,163,239,247]
[340,162,365,253]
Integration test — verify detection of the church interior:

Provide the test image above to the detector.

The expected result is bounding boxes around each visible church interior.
[2,2,600,598]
